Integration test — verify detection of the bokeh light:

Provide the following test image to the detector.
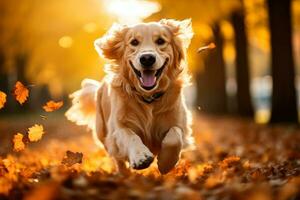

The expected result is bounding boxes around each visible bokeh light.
[58,36,73,48]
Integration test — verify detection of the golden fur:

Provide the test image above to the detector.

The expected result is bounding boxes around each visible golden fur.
[66,19,194,174]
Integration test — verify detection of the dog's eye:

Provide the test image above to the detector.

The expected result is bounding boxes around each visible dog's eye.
[130,39,139,46]
[156,38,166,45]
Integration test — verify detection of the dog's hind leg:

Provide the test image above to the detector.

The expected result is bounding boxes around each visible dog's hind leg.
[157,127,183,174]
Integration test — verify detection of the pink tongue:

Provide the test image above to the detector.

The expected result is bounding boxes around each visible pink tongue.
[140,72,156,87]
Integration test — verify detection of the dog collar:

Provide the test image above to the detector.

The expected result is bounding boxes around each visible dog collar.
[141,92,164,104]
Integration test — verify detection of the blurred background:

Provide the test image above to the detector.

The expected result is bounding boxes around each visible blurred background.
[1,2,300,198]
[0,0,300,124]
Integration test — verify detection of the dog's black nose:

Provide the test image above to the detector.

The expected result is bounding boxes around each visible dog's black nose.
[140,54,156,68]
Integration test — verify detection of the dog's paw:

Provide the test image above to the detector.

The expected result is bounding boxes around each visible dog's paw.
[129,147,154,170]
[132,154,154,170]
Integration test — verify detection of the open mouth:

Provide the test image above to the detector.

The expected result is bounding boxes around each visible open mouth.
[130,58,169,90]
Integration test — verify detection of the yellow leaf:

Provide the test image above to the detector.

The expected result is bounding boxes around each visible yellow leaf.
[43,100,63,112]
[0,91,7,110]
[13,133,25,152]
[13,81,29,105]
[28,124,45,142]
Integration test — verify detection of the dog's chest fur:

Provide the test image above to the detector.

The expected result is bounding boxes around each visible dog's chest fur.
[98,81,184,154]
[119,92,182,153]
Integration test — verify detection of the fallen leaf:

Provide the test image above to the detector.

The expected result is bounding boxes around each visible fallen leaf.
[28,124,45,142]
[251,169,266,181]
[188,163,214,183]
[0,91,7,109]
[43,100,63,112]
[0,178,13,195]
[24,182,59,200]
[243,160,251,170]
[219,156,241,169]
[204,176,223,189]
[62,151,83,167]
[13,81,29,105]
[278,177,300,200]
[0,162,7,177]
[13,133,25,152]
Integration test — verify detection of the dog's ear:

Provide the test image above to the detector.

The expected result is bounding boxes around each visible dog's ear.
[160,19,193,65]
[94,23,128,61]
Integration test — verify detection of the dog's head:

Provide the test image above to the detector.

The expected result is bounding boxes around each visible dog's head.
[95,19,193,93]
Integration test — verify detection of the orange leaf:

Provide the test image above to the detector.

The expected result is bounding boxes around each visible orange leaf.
[28,124,45,142]
[43,100,63,112]
[13,133,25,152]
[219,156,241,169]
[204,176,223,189]
[13,81,29,105]
[208,42,216,49]
[197,42,216,53]
[0,91,7,110]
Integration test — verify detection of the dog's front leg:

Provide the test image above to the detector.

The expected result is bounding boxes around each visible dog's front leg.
[157,127,183,174]
[108,128,154,170]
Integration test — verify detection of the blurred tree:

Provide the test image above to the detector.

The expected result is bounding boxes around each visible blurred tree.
[0,0,112,99]
[196,23,227,114]
[0,52,7,92]
[267,0,298,123]
[151,0,240,114]
[231,3,254,117]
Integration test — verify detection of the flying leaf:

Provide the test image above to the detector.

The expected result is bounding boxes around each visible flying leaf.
[13,133,25,152]
[43,100,63,112]
[62,151,83,167]
[208,42,216,49]
[197,42,216,53]
[28,124,45,142]
[0,91,7,110]
[13,81,29,105]
[40,115,47,120]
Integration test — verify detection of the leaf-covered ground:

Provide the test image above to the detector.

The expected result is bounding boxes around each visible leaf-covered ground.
[0,113,300,200]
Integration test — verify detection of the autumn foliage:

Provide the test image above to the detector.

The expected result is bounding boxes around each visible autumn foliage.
[43,101,63,112]
[1,108,300,199]
[0,0,300,199]
[12,133,25,152]
[0,80,299,200]
[28,124,45,142]
[0,91,6,109]
[13,81,29,105]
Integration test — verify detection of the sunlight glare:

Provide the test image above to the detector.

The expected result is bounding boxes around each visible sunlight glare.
[83,22,97,33]
[105,0,161,25]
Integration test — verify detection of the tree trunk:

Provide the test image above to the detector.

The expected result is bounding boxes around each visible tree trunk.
[267,0,298,123]
[0,51,12,114]
[231,8,254,117]
[10,53,31,113]
[0,52,8,92]
[196,23,227,114]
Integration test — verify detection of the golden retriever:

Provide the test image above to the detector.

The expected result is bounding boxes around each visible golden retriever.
[66,19,194,174]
